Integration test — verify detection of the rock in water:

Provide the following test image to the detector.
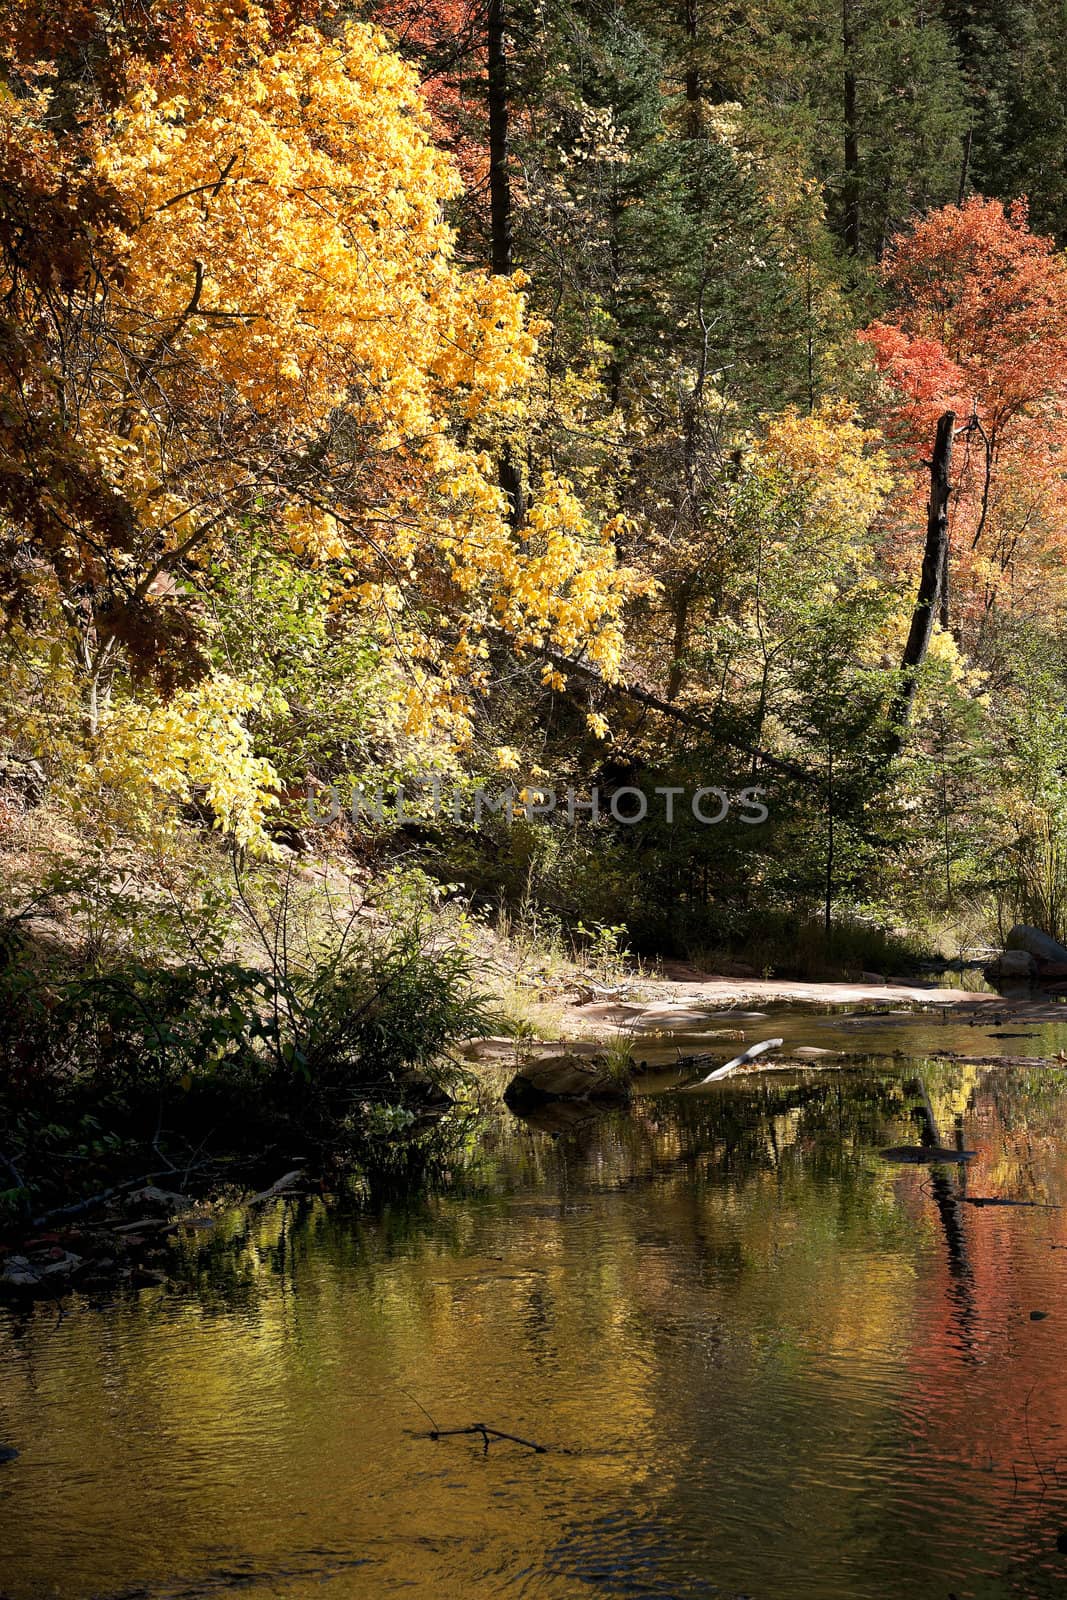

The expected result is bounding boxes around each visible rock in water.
[985,949,1036,981]
[0,1444,18,1464]
[504,1051,630,1106]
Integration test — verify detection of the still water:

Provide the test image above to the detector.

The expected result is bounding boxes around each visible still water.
[4,1047,1067,1599]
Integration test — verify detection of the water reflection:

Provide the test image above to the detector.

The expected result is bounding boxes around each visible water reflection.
[3,1064,1067,1598]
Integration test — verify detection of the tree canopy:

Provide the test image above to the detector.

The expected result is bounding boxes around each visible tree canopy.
[1,0,1067,948]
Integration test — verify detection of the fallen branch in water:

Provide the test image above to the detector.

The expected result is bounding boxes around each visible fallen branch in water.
[420,1423,548,1454]
[246,1169,306,1206]
[680,1037,785,1089]
[960,1196,1061,1209]
[29,1168,201,1230]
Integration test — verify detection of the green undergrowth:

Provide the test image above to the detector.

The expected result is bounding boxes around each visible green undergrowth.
[0,854,495,1228]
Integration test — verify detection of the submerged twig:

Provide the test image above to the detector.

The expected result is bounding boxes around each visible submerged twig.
[420,1422,548,1454]
[400,1390,440,1434]
[1024,1387,1049,1492]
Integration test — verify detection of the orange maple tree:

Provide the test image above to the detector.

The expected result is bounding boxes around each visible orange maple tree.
[861,198,1067,638]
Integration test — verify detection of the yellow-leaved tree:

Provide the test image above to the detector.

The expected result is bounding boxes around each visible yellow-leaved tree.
[0,4,644,847]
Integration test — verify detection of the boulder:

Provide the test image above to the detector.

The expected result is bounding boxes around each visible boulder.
[1006,925,1067,964]
[504,1050,631,1106]
[985,949,1037,981]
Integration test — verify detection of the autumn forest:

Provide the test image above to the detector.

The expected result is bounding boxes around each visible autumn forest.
[9,2,1067,1594]
[4,0,1067,926]
[0,0,1065,1167]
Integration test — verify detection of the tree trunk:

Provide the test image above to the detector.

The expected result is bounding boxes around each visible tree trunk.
[842,0,860,255]
[487,0,513,278]
[825,732,834,935]
[666,586,690,700]
[684,0,700,138]
[487,0,526,529]
[885,410,955,759]
[938,530,950,631]
[607,181,622,411]
[957,125,973,205]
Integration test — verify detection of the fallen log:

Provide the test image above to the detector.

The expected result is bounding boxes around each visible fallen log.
[766,1048,1065,1071]
[929,1052,1066,1069]
[29,1168,200,1230]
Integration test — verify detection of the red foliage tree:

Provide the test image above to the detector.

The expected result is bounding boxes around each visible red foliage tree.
[369,0,488,192]
[861,198,1067,637]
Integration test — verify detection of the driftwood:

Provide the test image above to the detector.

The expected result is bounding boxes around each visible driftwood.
[568,981,635,1006]
[680,1037,785,1089]
[960,1196,1060,1209]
